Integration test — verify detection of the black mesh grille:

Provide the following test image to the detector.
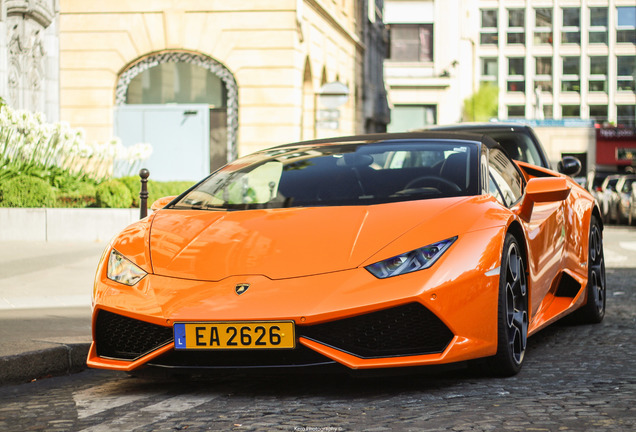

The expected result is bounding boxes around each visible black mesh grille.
[95,310,173,361]
[150,344,334,369]
[299,303,453,358]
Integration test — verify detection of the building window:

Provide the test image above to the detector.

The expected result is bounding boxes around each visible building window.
[562,57,580,93]
[617,105,635,127]
[480,9,498,45]
[507,105,525,118]
[534,80,553,93]
[508,58,525,92]
[481,58,498,84]
[507,9,525,44]
[543,105,553,119]
[389,24,434,62]
[562,8,581,45]
[536,57,552,75]
[535,57,552,92]
[589,7,608,44]
[562,105,581,118]
[534,8,553,45]
[617,56,635,92]
[589,56,608,93]
[387,105,437,132]
[617,7,636,44]
[589,105,608,123]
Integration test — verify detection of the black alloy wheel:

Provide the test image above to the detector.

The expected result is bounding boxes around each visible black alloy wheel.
[487,234,528,376]
[573,215,606,323]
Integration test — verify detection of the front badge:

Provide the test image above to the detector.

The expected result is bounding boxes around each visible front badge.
[235,283,250,295]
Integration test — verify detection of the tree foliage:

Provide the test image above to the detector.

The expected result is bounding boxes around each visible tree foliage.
[463,83,499,122]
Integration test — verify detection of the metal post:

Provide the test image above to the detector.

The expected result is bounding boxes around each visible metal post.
[139,168,149,219]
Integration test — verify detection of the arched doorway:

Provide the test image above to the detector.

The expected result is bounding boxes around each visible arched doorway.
[114,52,238,181]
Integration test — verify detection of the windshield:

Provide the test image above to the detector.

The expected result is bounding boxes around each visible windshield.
[172,140,479,210]
[465,129,545,168]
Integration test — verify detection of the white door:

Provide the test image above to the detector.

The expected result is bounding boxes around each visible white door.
[114,104,210,182]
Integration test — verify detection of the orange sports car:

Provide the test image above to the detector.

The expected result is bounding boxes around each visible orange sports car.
[88,132,605,377]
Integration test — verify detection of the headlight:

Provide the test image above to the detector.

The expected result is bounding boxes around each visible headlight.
[107,249,147,286]
[365,237,457,279]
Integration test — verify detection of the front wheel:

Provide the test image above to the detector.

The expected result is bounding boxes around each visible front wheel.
[485,234,528,376]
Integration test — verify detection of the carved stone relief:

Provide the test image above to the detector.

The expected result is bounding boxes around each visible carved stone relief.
[3,0,57,117]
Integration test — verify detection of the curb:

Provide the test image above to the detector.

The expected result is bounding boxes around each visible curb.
[0,208,139,242]
[0,343,90,386]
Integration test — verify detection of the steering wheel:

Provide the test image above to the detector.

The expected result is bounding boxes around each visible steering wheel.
[404,176,461,193]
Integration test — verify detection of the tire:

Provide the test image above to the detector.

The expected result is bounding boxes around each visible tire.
[571,215,606,324]
[486,234,528,377]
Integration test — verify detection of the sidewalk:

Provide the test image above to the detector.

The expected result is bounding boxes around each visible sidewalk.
[0,241,106,385]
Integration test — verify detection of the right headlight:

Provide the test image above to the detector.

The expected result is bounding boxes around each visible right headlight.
[107,249,147,286]
[365,237,457,279]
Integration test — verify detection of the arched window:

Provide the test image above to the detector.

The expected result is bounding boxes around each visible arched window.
[116,52,238,163]
[126,61,227,106]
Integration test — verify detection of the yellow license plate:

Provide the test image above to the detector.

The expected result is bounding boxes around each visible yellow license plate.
[173,321,295,350]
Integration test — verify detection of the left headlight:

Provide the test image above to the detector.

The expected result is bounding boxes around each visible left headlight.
[107,249,147,286]
[365,237,457,279]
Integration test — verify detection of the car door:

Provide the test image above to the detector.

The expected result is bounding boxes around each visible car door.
[487,148,566,320]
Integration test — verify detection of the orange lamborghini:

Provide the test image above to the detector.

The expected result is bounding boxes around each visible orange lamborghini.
[88,132,605,377]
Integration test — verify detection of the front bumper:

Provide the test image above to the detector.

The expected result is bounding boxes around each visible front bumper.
[88,228,504,371]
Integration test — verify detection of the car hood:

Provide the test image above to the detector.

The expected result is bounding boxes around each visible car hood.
[144,198,488,281]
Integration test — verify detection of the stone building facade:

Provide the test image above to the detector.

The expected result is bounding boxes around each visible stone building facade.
[57,0,387,171]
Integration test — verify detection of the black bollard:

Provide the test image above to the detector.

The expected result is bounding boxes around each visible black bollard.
[139,168,149,219]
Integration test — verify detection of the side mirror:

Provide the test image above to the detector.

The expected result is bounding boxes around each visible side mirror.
[150,196,177,212]
[557,156,582,177]
[518,177,571,221]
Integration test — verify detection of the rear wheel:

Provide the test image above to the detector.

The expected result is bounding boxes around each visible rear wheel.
[572,215,606,323]
[486,234,528,376]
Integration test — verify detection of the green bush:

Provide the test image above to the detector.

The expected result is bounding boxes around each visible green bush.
[55,182,97,208]
[0,176,56,207]
[117,176,193,207]
[148,180,193,205]
[95,179,133,208]
[118,176,142,207]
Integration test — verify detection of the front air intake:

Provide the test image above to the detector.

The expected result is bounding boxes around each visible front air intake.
[299,303,454,358]
[95,310,173,361]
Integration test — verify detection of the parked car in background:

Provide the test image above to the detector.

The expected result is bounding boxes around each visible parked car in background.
[629,182,636,225]
[586,170,612,199]
[427,123,582,177]
[611,174,636,224]
[599,174,623,223]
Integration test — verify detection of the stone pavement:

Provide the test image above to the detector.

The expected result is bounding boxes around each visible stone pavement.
[0,241,105,384]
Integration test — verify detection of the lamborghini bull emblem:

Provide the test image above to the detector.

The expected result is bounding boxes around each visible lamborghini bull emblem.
[235,283,250,295]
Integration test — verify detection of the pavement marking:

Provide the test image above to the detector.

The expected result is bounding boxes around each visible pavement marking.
[73,380,166,419]
[618,241,636,252]
[76,391,218,432]
[603,247,636,268]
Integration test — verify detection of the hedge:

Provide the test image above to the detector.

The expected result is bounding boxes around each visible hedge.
[95,179,133,208]
[0,176,56,207]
